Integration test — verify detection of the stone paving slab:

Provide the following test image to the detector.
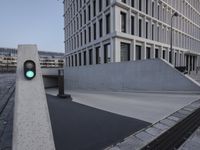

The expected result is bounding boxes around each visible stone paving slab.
[105,99,200,150]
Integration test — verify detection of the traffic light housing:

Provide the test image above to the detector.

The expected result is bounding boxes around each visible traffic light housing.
[24,60,36,80]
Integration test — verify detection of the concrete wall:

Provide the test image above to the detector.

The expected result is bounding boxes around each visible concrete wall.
[64,59,200,92]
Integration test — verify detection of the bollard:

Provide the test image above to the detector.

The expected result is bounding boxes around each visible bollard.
[57,69,71,99]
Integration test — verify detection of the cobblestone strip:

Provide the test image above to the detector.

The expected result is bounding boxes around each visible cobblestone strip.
[105,99,200,150]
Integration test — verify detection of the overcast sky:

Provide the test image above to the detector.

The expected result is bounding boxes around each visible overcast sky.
[0,0,64,53]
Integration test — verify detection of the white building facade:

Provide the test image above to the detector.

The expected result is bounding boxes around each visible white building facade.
[64,0,200,72]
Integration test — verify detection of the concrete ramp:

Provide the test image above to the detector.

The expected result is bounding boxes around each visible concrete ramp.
[12,45,55,150]
[65,59,200,92]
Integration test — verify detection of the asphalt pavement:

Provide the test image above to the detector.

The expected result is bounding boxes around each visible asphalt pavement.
[47,94,150,150]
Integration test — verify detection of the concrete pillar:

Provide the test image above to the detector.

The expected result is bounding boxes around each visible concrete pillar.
[166,48,169,62]
[151,44,155,59]
[132,39,136,61]
[13,45,55,150]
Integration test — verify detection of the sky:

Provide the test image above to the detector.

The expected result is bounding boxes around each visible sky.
[0,0,64,53]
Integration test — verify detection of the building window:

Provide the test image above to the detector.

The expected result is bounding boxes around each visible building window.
[99,18,103,37]
[93,23,96,40]
[79,53,82,66]
[106,0,110,6]
[83,51,87,65]
[139,0,142,11]
[121,42,130,61]
[89,49,93,65]
[104,43,111,63]
[99,0,102,12]
[146,21,148,39]
[75,54,77,66]
[139,19,142,37]
[71,55,74,66]
[152,1,154,17]
[96,47,101,64]
[163,50,166,59]
[131,16,135,35]
[136,45,142,60]
[106,13,110,34]
[121,12,126,33]
[84,29,87,44]
[131,0,134,7]
[68,57,71,67]
[155,49,159,58]
[146,47,151,59]
[88,5,91,21]
[122,0,126,3]
[84,9,86,24]
[93,0,96,17]
[152,24,154,40]
[157,26,159,41]
[81,32,83,46]
[146,0,148,14]
[88,26,91,42]
[80,14,82,27]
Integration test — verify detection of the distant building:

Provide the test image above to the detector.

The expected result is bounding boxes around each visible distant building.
[64,0,200,72]
[0,47,64,72]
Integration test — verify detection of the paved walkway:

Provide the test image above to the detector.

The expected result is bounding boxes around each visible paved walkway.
[47,94,150,150]
[46,89,200,123]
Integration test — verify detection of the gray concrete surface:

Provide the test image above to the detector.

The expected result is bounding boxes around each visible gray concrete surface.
[46,88,200,123]
[64,59,200,92]
[179,127,200,150]
[0,73,15,150]
[12,45,55,150]
[47,94,150,150]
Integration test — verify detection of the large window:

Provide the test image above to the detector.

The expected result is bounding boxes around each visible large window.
[146,22,148,39]
[96,47,101,64]
[79,53,82,66]
[146,47,151,59]
[121,12,127,33]
[99,0,102,12]
[136,45,142,60]
[121,42,130,61]
[75,54,77,66]
[139,0,142,11]
[146,0,148,14]
[89,49,93,65]
[104,43,111,63]
[88,5,91,21]
[152,24,154,40]
[155,49,159,58]
[122,0,126,3]
[139,19,142,37]
[131,0,134,7]
[106,14,110,34]
[162,50,166,59]
[83,51,87,65]
[106,0,110,6]
[88,26,91,42]
[99,18,103,37]
[131,16,135,35]
[93,0,96,17]
[93,23,96,40]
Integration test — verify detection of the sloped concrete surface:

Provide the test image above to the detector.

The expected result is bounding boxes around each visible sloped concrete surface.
[46,89,200,124]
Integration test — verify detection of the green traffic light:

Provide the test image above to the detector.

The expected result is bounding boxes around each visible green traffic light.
[26,71,35,78]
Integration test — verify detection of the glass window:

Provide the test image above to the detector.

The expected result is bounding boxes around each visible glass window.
[121,42,130,61]
[121,12,127,33]
[104,43,111,63]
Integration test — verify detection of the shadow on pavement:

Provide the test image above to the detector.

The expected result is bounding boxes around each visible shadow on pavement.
[47,94,151,150]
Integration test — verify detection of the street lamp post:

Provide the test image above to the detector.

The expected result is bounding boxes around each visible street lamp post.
[170,12,178,65]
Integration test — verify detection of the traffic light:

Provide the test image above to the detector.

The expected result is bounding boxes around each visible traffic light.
[24,60,36,80]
